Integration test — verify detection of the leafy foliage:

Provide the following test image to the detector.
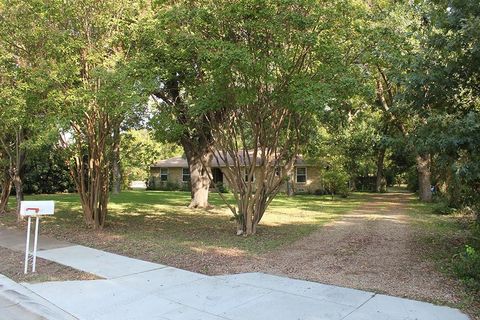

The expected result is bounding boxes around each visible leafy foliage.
[408,0,480,211]
[23,144,74,194]
[121,129,181,186]
[453,244,480,293]
[152,0,369,234]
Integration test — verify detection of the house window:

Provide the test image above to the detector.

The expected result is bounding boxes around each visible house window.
[296,167,307,183]
[182,168,190,182]
[160,168,168,181]
[244,169,255,182]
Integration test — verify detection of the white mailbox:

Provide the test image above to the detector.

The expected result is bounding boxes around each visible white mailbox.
[20,201,55,216]
[21,200,55,274]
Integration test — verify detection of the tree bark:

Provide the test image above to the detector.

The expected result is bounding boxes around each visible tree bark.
[111,124,121,194]
[0,175,11,214]
[184,145,212,208]
[416,153,432,202]
[376,147,387,193]
[13,177,24,221]
[13,129,26,221]
[153,78,215,209]
[70,110,110,229]
[286,167,295,196]
[349,178,356,191]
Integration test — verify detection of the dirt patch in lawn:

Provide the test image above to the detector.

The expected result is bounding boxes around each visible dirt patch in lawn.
[0,247,99,283]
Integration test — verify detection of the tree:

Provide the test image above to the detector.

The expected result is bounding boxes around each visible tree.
[134,2,218,208]
[0,0,62,218]
[54,0,143,228]
[408,0,480,213]
[177,0,367,235]
[362,1,434,201]
[121,129,181,187]
[0,148,11,214]
[23,142,75,194]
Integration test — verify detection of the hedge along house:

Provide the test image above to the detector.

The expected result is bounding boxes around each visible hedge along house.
[149,152,323,194]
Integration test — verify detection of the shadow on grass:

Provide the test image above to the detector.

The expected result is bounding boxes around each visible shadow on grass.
[2,190,370,255]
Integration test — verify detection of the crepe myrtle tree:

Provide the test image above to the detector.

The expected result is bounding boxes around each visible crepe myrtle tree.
[54,0,144,228]
[0,148,11,214]
[187,0,368,235]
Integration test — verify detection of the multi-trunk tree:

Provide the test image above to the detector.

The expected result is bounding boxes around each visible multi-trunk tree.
[53,0,143,228]
[162,0,369,235]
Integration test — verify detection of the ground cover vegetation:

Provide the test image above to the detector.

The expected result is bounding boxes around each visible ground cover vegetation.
[1,190,365,260]
[0,0,479,301]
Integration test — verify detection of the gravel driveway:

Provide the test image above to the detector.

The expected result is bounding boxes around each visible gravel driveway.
[211,192,465,307]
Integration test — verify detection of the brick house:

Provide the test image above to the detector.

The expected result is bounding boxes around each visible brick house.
[150,153,324,194]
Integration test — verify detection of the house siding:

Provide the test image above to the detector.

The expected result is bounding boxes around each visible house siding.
[292,166,323,193]
[150,166,324,194]
[150,167,188,189]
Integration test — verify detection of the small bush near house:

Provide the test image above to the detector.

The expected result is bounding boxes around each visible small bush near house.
[313,188,328,196]
[214,182,229,193]
[323,169,350,198]
[147,180,186,191]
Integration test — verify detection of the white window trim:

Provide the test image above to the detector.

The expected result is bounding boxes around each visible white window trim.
[160,168,169,181]
[182,168,190,182]
[295,167,307,184]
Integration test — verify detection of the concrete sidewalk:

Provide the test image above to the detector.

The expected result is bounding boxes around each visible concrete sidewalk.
[0,225,71,252]
[0,274,77,320]
[0,226,471,320]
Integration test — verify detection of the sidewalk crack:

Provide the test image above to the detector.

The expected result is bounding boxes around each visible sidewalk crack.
[341,293,376,320]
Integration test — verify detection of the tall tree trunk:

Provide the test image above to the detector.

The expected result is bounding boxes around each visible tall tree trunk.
[13,177,24,221]
[0,175,11,214]
[349,178,356,191]
[13,129,26,221]
[71,110,110,229]
[416,153,432,202]
[184,145,212,208]
[376,147,387,193]
[111,124,121,194]
[154,79,215,209]
[286,167,295,196]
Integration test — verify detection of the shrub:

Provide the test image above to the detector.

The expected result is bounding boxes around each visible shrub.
[313,188,327,196]
[323,169,350,198]
[214,182,229,193]
[163,181,181,191]
[432,201,457,215]
[453,245,480,293]
[406,166,419,193]
[180,182,191,192]
[147,179,183,191]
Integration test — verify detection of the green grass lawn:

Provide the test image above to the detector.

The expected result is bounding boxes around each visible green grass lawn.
[1,191,366,258]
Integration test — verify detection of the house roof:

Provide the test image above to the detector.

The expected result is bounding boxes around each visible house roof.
[151,152,316,168]
[152,156,188,168]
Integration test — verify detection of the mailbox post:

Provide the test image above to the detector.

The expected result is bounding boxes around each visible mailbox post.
[20,201,55,274]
